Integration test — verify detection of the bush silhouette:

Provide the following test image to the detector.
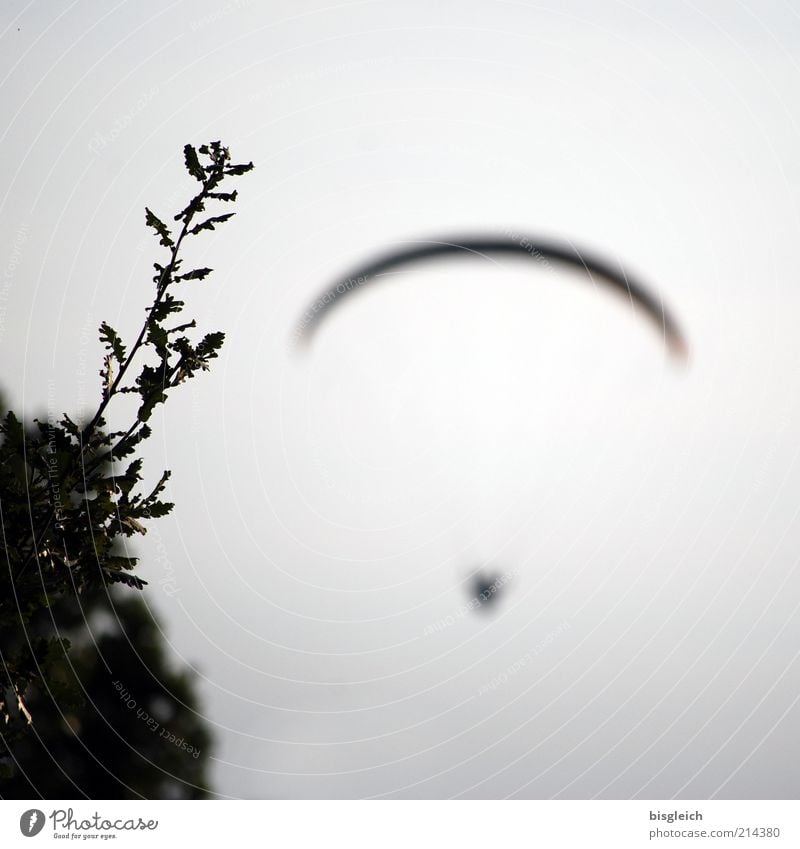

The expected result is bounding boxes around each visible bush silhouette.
[0,141,253,795]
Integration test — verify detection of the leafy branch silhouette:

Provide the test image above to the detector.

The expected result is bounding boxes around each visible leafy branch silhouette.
[0,141,253,748]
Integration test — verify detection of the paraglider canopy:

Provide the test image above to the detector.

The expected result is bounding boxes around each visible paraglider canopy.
[292,233,689,615]
[293,235,688,359]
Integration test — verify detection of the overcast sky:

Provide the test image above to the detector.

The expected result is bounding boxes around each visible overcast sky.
[2,0,800,798]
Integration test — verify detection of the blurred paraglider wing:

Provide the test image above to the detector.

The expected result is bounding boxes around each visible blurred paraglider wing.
[293,235,687,358]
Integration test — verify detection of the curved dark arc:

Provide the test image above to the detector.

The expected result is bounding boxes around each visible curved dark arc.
[294,237,687,357]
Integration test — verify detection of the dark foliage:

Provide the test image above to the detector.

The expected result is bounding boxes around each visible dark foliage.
[2,588,212,798]
[0,141,253,792]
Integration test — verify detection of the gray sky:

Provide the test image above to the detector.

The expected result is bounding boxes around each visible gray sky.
[2,0,800,798]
